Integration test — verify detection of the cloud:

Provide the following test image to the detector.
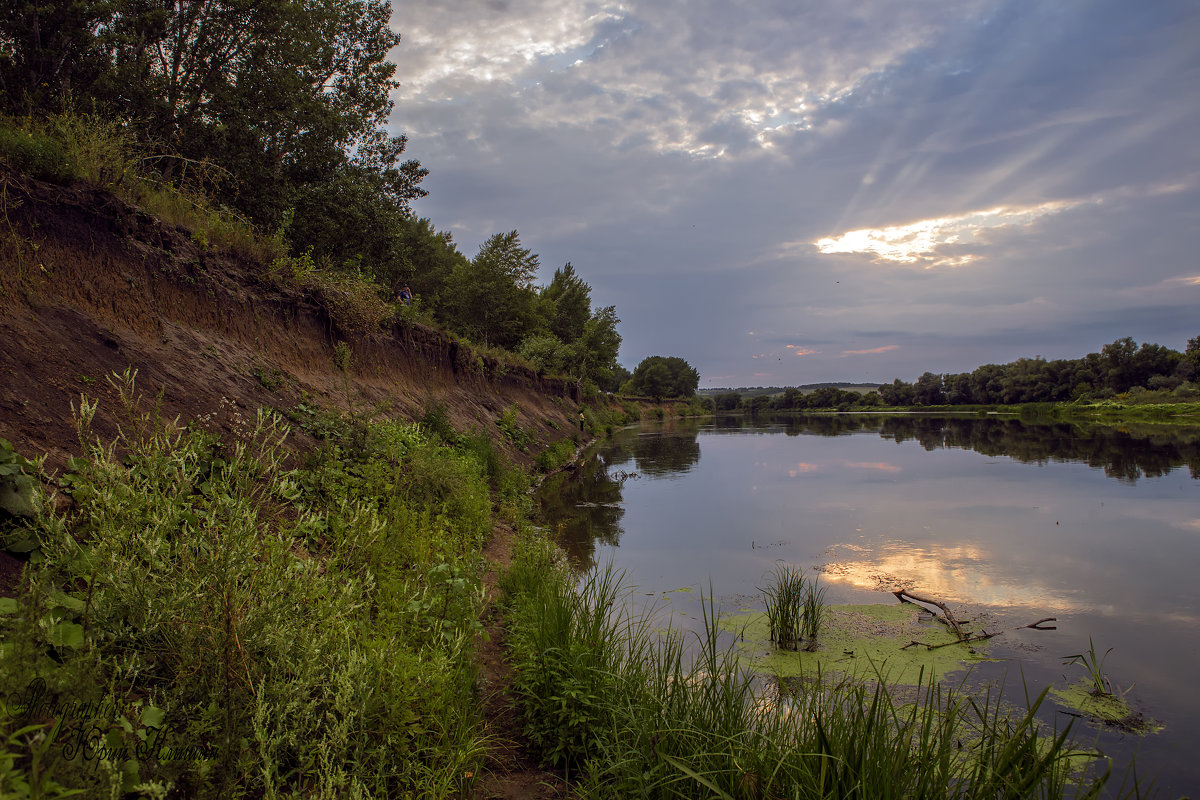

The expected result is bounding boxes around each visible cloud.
[813,199,1091,268]
[392,0,996,159]
[390,1,1200,387]
[842,345,900,356]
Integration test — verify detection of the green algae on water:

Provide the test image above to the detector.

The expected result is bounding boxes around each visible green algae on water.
[1049,683,1163,736]
[720,602,992,685]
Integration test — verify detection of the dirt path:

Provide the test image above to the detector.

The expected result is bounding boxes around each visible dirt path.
[473,521,574,800]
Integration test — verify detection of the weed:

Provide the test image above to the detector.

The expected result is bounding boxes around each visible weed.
[496,404,533,452]
[1064,637,1114,695]
[250,366,285,392]
[0,372,493,796]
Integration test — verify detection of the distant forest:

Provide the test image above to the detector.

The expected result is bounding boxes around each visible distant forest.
[707,337,1200,411]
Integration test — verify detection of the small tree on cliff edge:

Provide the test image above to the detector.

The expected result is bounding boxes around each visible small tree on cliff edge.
[622,356,700,399]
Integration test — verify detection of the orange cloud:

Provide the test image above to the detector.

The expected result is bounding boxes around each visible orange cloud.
[842,345,899,355]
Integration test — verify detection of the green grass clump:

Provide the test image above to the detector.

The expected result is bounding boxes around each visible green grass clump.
[0,371,492,797]
[535,440,575,473]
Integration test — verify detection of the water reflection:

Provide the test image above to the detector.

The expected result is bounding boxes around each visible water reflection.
[536,414,1200,794]
[706,414,1200,481]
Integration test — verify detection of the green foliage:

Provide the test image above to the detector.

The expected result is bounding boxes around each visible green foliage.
[0,438,38,522]
[0,126,73,183]
[623,356,700,400]
[1064,637,1114,696]
[420,398,458,443]
[518,334,572,376]
[759,564,824,652]
[882,336,1198,407]
[444,230,540,350]
[535,440,576,473]
[496,405,534,453]
[0,374,495,796]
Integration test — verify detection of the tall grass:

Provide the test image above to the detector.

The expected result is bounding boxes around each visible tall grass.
[0,371,493,797]
[0,113,284,266]
[760,563,825,651]
[500,532,1144,798]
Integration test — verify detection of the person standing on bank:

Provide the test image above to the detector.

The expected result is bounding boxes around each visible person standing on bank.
[397,285,413,305]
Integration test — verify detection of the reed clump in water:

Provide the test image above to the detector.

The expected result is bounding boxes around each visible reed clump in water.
[760,563,826,652]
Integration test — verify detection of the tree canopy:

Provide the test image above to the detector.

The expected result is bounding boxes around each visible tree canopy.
[623,356,700,399]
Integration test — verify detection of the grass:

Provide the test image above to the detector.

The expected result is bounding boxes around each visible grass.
[0,371,502,797]
[499,534,1146,798]
[1064,637,1114,696]
[0,113,285,268]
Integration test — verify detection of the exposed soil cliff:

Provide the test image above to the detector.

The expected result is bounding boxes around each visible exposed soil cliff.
[0,164,582,472]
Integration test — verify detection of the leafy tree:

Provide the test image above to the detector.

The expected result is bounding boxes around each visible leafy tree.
[623,356,699,399]
[518,334,571,375]
[0,2,112,113]
[571,305,621,388]
[539,263,592,344]
[600,364,632,394]
[444,231,539,349]
[712,392,742,411]
[879,379,915,406]
[2,0,425,235]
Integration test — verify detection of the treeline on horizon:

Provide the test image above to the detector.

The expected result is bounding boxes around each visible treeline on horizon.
[710,336,1200,412]
[0,2,628,392]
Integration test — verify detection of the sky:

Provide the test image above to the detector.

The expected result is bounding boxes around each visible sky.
[387,0,1200,388]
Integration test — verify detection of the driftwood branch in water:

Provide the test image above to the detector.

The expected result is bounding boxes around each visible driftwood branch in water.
[894,589,1058,651]
[893,589,967,640]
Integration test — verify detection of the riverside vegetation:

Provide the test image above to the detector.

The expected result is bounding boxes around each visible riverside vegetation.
[1,370,1154,797]
[498,536,1148,798]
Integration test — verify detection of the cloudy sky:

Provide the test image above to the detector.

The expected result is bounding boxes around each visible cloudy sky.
[387,0,1200,388]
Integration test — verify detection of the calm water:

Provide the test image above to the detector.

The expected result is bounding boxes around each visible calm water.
[536,414,1200,796]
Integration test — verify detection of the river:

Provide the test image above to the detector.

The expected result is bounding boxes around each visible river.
[536,413,1200,796]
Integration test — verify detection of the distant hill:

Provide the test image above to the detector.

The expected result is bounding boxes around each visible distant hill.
[699,383,882,398]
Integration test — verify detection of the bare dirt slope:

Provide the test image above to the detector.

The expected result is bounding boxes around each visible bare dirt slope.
[0,164,581,471]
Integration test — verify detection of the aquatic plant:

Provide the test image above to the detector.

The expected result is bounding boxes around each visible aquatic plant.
[759,563,825,651]
[760,563,807,650]
[800,572,827,650]
[1064,637,1114,696]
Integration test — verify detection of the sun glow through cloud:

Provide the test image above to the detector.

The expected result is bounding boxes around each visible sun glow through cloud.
[814,200,1090,268]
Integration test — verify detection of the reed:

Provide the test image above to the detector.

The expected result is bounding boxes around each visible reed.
[502,539,1145,798]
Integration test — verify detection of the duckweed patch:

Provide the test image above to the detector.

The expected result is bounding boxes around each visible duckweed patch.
[721,602,993,685]
[1050,683,1163,736]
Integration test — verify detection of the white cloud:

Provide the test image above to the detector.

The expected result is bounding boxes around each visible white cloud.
[813,199,1091,268]
[391,0,994,158]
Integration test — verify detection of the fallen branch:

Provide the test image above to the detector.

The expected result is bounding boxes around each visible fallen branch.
[893,589,1057,651]
[893,589,967,639]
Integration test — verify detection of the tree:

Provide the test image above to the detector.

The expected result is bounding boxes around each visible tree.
[444,231,539,349]
[571,305,621,388]
[879,379,914,406]
[1,0,425,234]
[539,263,592,344]
[623,356,700,399]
